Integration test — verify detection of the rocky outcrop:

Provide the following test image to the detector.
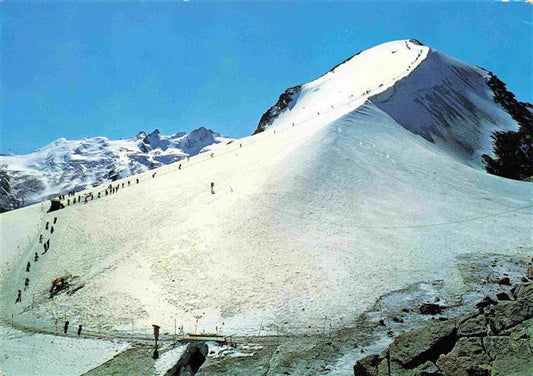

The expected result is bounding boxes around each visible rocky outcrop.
[253,85,301,134]
[165,342,209,376]
[354,265,533,376]
[0,169,23,213]
[482,72,533,181]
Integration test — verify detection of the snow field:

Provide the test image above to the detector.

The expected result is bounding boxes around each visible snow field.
[0,39,531,346]
[0,326,129,376]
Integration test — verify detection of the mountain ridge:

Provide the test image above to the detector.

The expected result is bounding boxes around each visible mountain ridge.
[0,127,231,212]
[254,39,531,176]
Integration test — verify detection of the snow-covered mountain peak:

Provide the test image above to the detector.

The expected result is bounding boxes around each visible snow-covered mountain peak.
[255,39,430,134]
[255,39,521,168]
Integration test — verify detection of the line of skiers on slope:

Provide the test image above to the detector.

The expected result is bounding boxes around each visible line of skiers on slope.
[15,216,58,304]
[61,191,78,199]
[61,178,142,206]
[55,149,248,208]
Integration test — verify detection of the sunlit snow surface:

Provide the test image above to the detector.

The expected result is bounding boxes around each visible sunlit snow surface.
[1,40,531,349]
[0,326,129,376]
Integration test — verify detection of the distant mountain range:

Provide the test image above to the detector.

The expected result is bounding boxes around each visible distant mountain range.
[0,127,231,212]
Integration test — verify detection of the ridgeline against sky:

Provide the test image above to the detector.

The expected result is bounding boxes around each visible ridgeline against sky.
[1,2,531,154]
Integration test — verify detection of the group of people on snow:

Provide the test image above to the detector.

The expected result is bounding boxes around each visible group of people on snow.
[15,216,58,304]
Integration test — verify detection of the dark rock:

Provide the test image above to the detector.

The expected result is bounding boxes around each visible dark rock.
[457,315,486,337]
[495,291,512,301]
[164,342,208,376]
[486,297,533,333]
[0,170,24,213]
[388,319,457,368]
[377,358,389,376]
[483,336,509,360]
[436,354,468,376]
[475,296,497,310]
[413,360,440,376]
[392,316,404,323]
[483,72,533,181]
[507,317,532,340]
[447,337,491,375]
[353,353,381,376]
[497,276,511,286]
[491,338,533,376]
[49,274,73,297]
[254,86,301,134]
[419,302,445,315]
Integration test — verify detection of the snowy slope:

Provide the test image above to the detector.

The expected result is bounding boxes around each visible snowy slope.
[0,127,231,212]
[0,326,129,376]
[256,40,430,135]
[1,40,531,346]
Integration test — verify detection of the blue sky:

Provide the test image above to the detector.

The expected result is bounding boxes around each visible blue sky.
[1,2,531,154]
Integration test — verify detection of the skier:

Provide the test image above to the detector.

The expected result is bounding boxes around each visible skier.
[53,217,57,224]
[136,178,139,184]
[98,192,101,198]
[34,252,39,262]
[77,324,82,336]
[67,199,70,206]
[15,290,22,303]
[178,164,182,170]
[152,172,157,178]
[211,182,215,195]
[64,321,69,334]
[45,222,49,230]
[50,226,54,234]
[122,183,124,188]
[24,278,29,291]
[128,181,130,186]
[39,234,43,243]
[26,262,31,272]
